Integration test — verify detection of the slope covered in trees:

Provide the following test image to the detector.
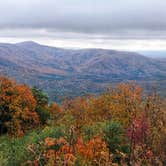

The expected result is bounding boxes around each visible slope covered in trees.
[0,76,166,165]
[0,41,166,100]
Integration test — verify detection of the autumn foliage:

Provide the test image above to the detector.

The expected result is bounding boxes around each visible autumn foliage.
[0,76,39,136]
[0,76,166,165]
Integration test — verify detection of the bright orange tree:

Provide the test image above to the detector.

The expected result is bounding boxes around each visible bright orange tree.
[101,83,143,127]
[0,76,39,136]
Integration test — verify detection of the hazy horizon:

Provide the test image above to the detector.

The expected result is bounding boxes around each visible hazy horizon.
[1,0,166,51]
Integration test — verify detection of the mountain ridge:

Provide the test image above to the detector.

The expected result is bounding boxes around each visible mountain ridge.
[0,41,166,100]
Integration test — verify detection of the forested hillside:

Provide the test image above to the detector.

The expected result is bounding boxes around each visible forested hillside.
[0,42,166,101]
[0,76,166,165]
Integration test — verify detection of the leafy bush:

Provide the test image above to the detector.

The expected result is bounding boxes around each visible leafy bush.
[103,121,130,163]
[0,126,65,166]
[0,76,39,136]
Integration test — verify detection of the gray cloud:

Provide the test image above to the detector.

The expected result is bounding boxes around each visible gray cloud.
[0,0,166,39]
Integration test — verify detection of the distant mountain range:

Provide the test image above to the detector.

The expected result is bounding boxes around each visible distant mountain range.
[0,41,166,101]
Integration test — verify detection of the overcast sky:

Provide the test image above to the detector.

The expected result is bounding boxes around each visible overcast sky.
[0,0,166,50]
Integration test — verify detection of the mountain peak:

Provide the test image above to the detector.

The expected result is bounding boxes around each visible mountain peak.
[15,41,40,46]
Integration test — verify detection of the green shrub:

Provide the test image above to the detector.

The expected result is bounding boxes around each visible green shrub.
[35,106,50,125]
[0,126,65,166]
[102,121,130,163]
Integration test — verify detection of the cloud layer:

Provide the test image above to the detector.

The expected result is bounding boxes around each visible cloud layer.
[0,0,166,50]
